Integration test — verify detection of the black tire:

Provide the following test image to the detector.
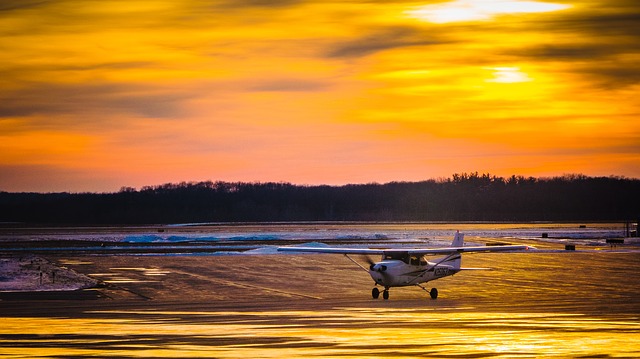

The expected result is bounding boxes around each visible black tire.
[372,287,380,299]
[430,288,438,299]
[383,290,389,300]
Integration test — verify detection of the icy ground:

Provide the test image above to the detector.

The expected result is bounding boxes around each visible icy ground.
[1,224,629,244]
[0,223,635,292]
[0,255,97,292]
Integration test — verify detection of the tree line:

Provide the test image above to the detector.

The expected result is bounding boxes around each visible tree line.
[0,173,638,224]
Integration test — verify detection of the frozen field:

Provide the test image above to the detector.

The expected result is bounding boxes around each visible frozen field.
[0,222,635,255]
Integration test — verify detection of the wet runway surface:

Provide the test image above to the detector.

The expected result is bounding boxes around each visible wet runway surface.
[2,249,640,358]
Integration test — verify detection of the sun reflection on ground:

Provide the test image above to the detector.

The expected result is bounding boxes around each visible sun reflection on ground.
[2,309,639,358]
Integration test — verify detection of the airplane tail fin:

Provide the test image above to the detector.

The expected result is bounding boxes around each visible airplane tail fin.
[451,230,464,247]
[449,231,463,270]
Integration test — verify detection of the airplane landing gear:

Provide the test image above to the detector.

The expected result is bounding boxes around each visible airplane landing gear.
[372,286,390,300]
[417,283,439,299]
[372,287,380,299]
[373,285,435,300]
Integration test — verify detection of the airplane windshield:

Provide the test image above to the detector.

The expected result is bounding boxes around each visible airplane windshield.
[383,252,409,264]
[382,252,427,266]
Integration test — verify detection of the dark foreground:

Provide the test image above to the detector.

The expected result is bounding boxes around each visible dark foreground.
[1,250,640,358]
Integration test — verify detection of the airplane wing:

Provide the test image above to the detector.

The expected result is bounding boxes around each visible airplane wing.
[277,244,531,255]
[405,244,531,255]
[277,247,386,255]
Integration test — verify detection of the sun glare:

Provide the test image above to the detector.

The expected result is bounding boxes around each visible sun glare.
[406,0,572,23]
[486,67,532,83]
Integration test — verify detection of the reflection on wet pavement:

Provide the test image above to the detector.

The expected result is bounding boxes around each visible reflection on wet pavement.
[1,309,639,358]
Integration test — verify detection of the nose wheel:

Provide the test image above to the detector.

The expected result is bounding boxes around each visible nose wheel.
[372,287,390,300]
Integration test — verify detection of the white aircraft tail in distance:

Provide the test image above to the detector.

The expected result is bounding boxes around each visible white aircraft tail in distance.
[278,231,533,300]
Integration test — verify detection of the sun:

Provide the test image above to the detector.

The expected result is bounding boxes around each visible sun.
[486,67,532,83]
[406,0,571,23]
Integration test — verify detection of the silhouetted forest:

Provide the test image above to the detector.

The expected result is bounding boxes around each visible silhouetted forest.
[0,173,638,225]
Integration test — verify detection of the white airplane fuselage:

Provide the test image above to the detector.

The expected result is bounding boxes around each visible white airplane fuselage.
[369,259,459,287]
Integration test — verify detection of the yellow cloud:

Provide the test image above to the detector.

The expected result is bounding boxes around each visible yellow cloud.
[406,0,572,23]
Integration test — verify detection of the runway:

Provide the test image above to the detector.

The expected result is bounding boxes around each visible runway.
[2,249,640,358]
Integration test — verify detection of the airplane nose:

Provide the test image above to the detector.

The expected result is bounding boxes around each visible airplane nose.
[371,264,387,272]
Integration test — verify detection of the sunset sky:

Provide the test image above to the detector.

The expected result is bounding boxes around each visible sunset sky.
[1,0,639,192]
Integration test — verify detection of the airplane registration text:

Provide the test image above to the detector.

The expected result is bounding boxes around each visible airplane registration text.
[435,267,450,276]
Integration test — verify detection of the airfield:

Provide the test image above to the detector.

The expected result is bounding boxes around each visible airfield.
[1,224,639,358]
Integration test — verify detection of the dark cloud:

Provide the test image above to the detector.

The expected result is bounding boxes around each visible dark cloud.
[326,26,445,58]
[2,61,158,74]
[0,0,50,12]
[504,0,639,38]
[219,0,301,7]
[508,43,640,88]
[247,79,329,92]
[502,1,640,44]
[500,2,640,88]
[541,12,640,39]
[513,44,615,60]
[0,164,119,193]
[578,0,640,37]
[508,44,640,88]
[576,64,640,89]
[0,82,190,120]
[193,0,303,12]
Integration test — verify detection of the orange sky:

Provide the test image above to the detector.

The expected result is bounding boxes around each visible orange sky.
[1,0,639,192]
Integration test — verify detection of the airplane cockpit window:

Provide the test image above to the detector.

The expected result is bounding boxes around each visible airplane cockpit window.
[383,252,410,264]
[411,256,420,266]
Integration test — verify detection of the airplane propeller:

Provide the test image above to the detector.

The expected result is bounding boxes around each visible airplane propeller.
[360,255,375,269]
[360,255,386,272]
[364,257,390,292]
[359,255,388,273]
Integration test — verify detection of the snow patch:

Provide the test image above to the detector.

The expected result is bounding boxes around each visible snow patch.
[0,256,98,292]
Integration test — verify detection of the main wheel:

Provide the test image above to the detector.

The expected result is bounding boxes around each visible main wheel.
[429,288,438,299]
[383,290,389,300]
[372,287,380,299]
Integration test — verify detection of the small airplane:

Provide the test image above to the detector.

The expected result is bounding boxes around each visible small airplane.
[278,231,532,300]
